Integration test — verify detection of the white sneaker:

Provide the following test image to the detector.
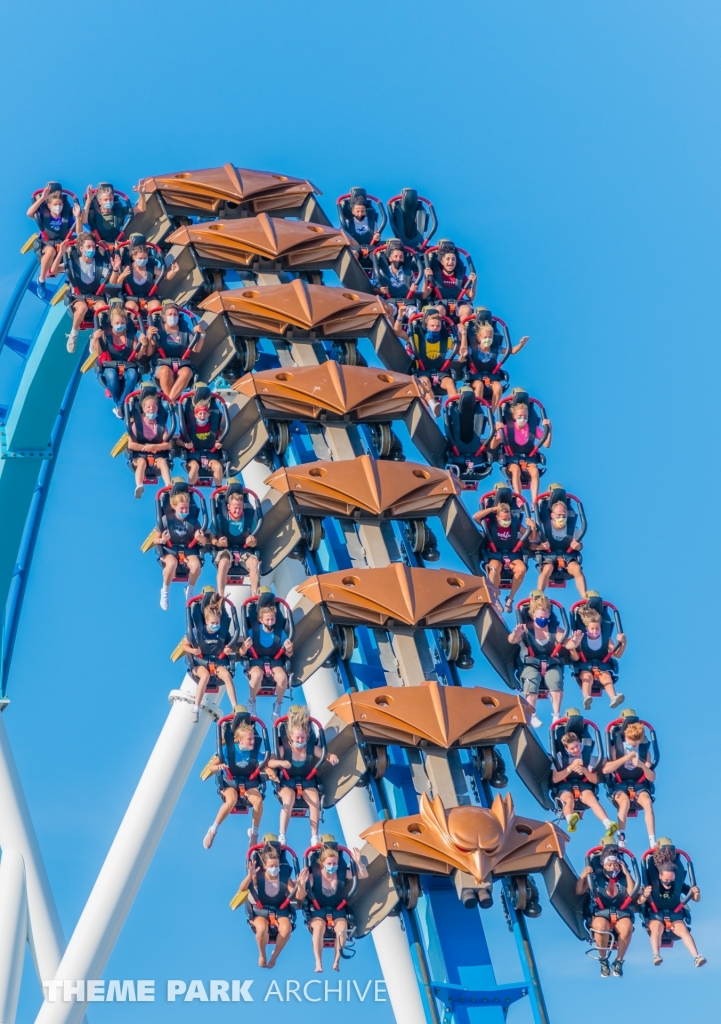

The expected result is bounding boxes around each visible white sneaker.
[190,707,199,723]
[531,714,543,729]
[184,584,194,602]
[583,696,593,710]
[203,828,216,849]
[113,406,123,419]
[66,329,78,353]
[134,484,144,499]
[247,699,257,716]
[272,702,283,720]
[247,828,259,843]
[311,833,320,846]
[278,832,287,845]
[160,588,169,611]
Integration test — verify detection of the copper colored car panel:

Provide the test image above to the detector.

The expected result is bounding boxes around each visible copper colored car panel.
[166,215,356,269]
[200,279,392,340]
[328,680,531,748]
[232,363,423,421]
[264,457,461,520]
[296,564,494,629]
[138,163,319,216]
[360,791,566,887]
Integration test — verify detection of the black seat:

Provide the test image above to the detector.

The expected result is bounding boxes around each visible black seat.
[386,189,437,250]
[443,389,493,487]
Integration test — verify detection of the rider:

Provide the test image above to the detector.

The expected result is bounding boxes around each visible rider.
[239,593,292,717]
[183,591,238,723]
[126,385,173,497]
[399,306,459,416]
[345,196,380,250]
[473,498,538,612]
[27,183,81,299]
[92,301,150,417]
[295,839,367,973]
[534,495,587,598]
[148,301,203,403]
[154,483,206,609]
[178,384,226,487]
[268,705,338,846]
[642,843,705,967]
[236,839,298,969]
[82,183,129,247]
[603,720,656,850]
[507,592,580,728]
[568,603,626,710]
[373,238,420,306]
[56,231,116,353]
[202,711,264,846]
[111,236,167,317]
[458,309,529,411]
[552,730,619,836]
[491,396,552,504]
[576,840,639,977]
[421,240,476,321]
[210,481,260,596]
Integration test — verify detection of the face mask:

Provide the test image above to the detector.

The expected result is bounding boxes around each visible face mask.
[113,323,127,333]
[587,628,601,639]
[265,864,280,878]
[480,336,493,349]
[623,741,637,752]
[165,314,179,327]
[552,516,567,529]
[324,863,338,874]
[143,410,157,420]
[50,204,63,216]
[497,517,512,528]
[534,616,550,628]
[101,200,113,210]
[206,621,221,633]
[425,328,441,341]
[606,867,621,878]
[515,416,528,427]
[175,509,189,520]
[83,249,96,259]
[134,257,148,267]
[195,414,210,425]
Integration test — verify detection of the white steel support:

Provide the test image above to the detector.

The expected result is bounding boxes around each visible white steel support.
[0,849,27,1024]
[0,710,66,987]
[33,676,223,1024]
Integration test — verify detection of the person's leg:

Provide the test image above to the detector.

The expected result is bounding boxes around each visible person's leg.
[38,245,56,284]
[559,791,578,830]
[332,918,348,971]
[527,463,540,504]
[613,790,631,834]
[247,666,264,706]
[155,457,172,486]
[637,792,656,846]
[161,554,178,587]
[187,458,199,485]
[648,920,664,959]
[246,788,263,836]
[169,366,193,402]
[209,459,224,486]
[491,380,503,412]
[547,669,564,720]
[579,670,593,708]
[271,667,288,716]
[472,380,485,401]
[104,367,122,405]
[536,561,553,591]
[508,560,527,606]
[592,916,613,960]
[418,376,438,416]
[615,918,633,960]
[303,787,321,839]
[186,554,201,598]
[204,787,238,847]
[508,463,522,494]
[216,666,237,709]
[252,916,270,968]
[246,555,260,596]
[71,299,88,332]
[216,552,230,595]
[486,559,502,588]
[120,367,139,406]
[567,561,587,599]
[193,666,210,721]
[580,790,616,831]
[521,670,540,723]
[440,376,458,401]
[310,918,325,972]
[599,671,624,708]
[124,300,139,316]
[278,787,295,838]
[670,921,700,959]
[267,917,292,967]
[154,365,174,396]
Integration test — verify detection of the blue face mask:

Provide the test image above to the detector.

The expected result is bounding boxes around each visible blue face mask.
[113,322,127,333]
[324,863,338,874]
[143,410,157,420]
[206,621,221,633]
[425,328,441,341]
[135,257,148,267]
[175,509,189,520]
[83,249,95,259]
[534,616,550,628]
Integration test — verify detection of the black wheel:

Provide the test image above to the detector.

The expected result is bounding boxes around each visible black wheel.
[334,625,356,661]
[406,519,427,555]
[340,341,358,365]
[475,746,495,782]
[270,421,289,457]
[371,422,393,458]
[510,876,529,913]
[440,627,461,663]
[397,873,421,911]
[241,338,257,373]
[366,744,388,781]
[302,517,323,552]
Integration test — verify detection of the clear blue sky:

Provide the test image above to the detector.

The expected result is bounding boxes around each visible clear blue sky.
[1,1,720,1022]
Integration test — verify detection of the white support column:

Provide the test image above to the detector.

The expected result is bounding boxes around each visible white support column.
[0,849,27,1024]
[33,677,223,1024]
[0,711,66,987]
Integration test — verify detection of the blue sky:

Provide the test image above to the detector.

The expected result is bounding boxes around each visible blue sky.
[1,1,720,1022]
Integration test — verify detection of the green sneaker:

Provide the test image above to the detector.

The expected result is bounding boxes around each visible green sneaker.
[567,813,580,834]
[605,822,619,838]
